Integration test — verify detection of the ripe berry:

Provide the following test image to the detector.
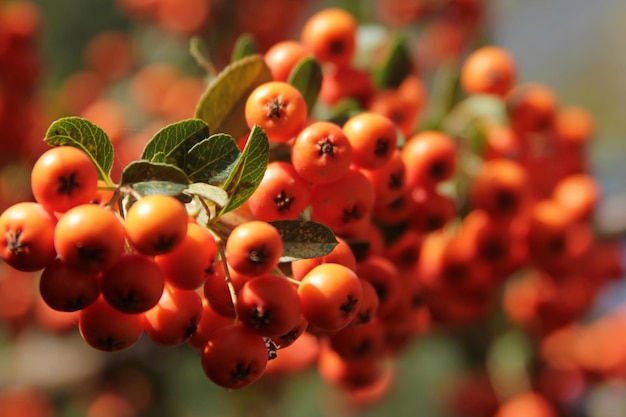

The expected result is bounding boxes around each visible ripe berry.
[0,202,57,272]
[30,146,99,213]
[298,263,363,331]
[201,322,269,389]
[225,220,283,276]
[124,194,189,256]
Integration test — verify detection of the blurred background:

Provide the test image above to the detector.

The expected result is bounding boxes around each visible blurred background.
[0,0,625,416]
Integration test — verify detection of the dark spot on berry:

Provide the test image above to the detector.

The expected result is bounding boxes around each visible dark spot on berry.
[184,318,198,339]
[374,138,389,157]
[495,190,517,214]
[6,229,25,255]
[77,244,105,265]
[317,137,336,156]
[154,235,177,253]
[58,172,81,196]
[266,97,285,119]
[340,294,358,315]
[356,310,372,325]
[388,171,404,190]
[98,336,124,352]
[274,189,294,213]
[248,247,269,265]
[329,39,345,56]
[425,215,444,231]
[341,205,363,224]
[353,339,372,357]
[371,281,388,302]
[231,362,253,382]
[250,307,272,329]
[429,160,448,180]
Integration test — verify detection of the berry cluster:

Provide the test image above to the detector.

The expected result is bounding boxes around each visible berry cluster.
[0,3,623,414]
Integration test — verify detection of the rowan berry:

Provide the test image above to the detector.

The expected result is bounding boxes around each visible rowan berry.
[342,112,398,170]
[290,121,353,185]
[100,253,165,314]
[298,263,363,331]
[263,40,310,82]
[310,168,375,236]
[124,194,189,256]
[155,222,217,290]
[54,204,126,273]
[301,8,357,68]
[236,273,301,337]
[401,130,457,191]
[246,161,312,222]
[244,81,307,143]
[143,285,203,346]
[0,202,57,272]
[460,45,516,97]
[39,258,100,312]
[78,296,144,352]
[201,322,269,389]
[225,220,283,276]
[30,146,99,213]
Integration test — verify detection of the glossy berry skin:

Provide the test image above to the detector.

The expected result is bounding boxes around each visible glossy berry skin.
[78,296,144,352]
[236,274,302,337]
[39,258,100,312]
[30,145,99,213]
[244,81,307,143]
[401,130,457,191]
[298,262,363,331]
[225,220,283,276]
[100,253,165,314]
[310,168,375,236]
[54,204,126,273]
[342,112,398,170]
[124,194,189,256]
[247,161,312,222]
[187,299,232,351]
[0,202,57,272]
[201,322,269,389]
[460,45,516,97]
[291,121,353,185]
[301,8,357,68]
[264,40,310,82]
[155,222,217,290]
[143,285,203,346]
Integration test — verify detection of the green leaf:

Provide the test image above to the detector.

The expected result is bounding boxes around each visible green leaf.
[150,151,168,163]
[44,116,114,184]
[373,34,412,89]
[219,125,269,215]
[132,181,191,202]
[194,54,272,140]
[231,33,257,62]
[185,134,241,184]
[185,182,229,208]
[287,55,323,116]
[121,160,190,185]
[270,220,338,262]
[141,119,209,169]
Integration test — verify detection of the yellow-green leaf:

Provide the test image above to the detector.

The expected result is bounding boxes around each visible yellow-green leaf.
[219,125,269,215]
